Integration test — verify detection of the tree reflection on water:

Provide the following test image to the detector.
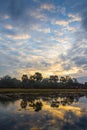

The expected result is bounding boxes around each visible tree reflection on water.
[0,92,87,130]
[0,92,86,110]
[18,93,85,111]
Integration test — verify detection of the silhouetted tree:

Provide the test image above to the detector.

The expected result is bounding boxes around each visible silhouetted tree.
[33,72,43,81]
[0,75,13,88]
[66,76,73,84]
[11,78,21,88]
[60,76,66,83]
[21,74,29,88]
[22,75,28,82]
[49,75,58,82]
[0,73,84,89]
[30,75,35,82]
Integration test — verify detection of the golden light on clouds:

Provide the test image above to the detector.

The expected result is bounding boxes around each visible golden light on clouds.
[16,63,81,79]
[13,34,31,40]
[42,101,83,119]
[0,0,87,82]
[41,4,55,11]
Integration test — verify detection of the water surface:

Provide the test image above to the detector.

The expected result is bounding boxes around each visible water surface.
[0,92,87,130]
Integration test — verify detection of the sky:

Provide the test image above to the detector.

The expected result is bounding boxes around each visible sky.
[0,0,87,81]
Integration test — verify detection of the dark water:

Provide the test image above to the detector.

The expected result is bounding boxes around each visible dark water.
[0,93,87,130]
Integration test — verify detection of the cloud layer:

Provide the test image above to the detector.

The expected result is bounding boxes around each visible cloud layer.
[0,0,87,81]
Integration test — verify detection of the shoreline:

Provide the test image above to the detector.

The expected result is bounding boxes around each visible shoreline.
[0,88,87,93]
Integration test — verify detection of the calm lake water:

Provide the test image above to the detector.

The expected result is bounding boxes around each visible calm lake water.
[0,92,87,130]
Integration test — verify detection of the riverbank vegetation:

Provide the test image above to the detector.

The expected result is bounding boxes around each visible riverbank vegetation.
[0,72,87,89]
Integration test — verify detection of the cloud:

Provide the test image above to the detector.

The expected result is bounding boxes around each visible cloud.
[7,34,31,40]
[54,30,64,36]
[0,0,87,80]
[53,20,69,26]
[59,30,87,78]
[68,0,87,31]
[3,15,10,19]
[78,0,87,30]
[55,37,72,46]
[66,26,76,32]
[57,6,66,15]
[0,0,26,18]
[72,56,87,67]
[13,34,31,40]
[68,13,81,22]
[1,26,16,36]
[30,9,47,21]
[41,3,55,11]
[30,24,51,33]
[5,24,13,29]
[0,0,41,28]
[38,28,51,33]
[53,14,81,27]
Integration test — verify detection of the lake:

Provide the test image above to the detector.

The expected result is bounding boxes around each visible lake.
[0,92,87,130]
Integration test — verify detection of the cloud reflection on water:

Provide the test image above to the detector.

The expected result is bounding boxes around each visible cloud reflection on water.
[0,93,87,130]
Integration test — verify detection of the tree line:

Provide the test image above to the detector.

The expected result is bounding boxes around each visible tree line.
[0,72,86,89]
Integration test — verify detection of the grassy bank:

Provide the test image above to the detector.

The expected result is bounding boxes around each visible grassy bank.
[0,88,87,93]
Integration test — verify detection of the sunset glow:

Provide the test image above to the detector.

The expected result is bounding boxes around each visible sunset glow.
[0,0,87,81]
